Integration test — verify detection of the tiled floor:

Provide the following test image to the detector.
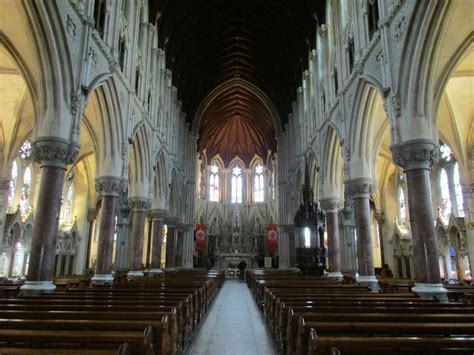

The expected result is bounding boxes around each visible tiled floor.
[184,279,280,355]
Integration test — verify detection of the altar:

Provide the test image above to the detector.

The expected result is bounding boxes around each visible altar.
[218,253,254,278]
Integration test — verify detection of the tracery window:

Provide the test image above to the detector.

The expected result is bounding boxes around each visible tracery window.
[18,140,32,160]
[7,161,18,210]
[439,168,451,223]
[398,185,406,224]
[19,167,32,216]
[231,165,243,204]
[254,164,265,202]
[64,184,74,223]
[453,163,465,217]
[209,163,220,202]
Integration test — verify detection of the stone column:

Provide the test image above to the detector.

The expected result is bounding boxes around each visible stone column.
[392,139,447,300]
[320,198,343,280]
[182,226,194,269]
[374,211,386,266]
[85,208,97,270]
[175,228,184,267]
[462,183,474,278]
[21,137,79,293]
[149,209,165,272]
[278,225,290,269]
[91,176,123,285]
[0,177,10,252]
[346,178,379,291]
[114,211,131,271]
[128,198,151,277]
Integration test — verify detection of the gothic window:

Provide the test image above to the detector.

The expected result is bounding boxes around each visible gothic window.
[64,184,74,223]
[19,167,32,216]
[439,168,451,223]
[93,0,107,39]
[7,160,18,210]
[118,34,126,71]
[453,162,465,217]
[231,165,243,204]
[209,163,220,202]
[271,169,275,200]
[254,164,265,202]
[304,227,311,248]
[398,185,406,224]
[18,140,31,160]
[367,0,379,40]
[348,36,355,72]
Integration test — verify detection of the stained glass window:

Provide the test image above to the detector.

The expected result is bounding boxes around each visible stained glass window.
[304,227,311,248]
[19,167,32,216]
[453,163,464,217]
[231,165,243,203]
[440,144,452,161]
[398,186,406,224]
[7,161,18,210]
[18,140,32,160]
[64,184,74,222]
[271,169,275,200]
[439,168,451,223]
[254,164,265,202]
[209,164,220,202]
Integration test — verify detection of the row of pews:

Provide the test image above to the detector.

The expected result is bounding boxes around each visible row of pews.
[0,269,224,354]
[247,269,474,354]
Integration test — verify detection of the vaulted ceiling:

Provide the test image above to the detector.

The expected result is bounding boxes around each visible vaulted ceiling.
[150,0,325,164]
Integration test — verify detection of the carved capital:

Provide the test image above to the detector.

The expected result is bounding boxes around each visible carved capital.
[0,178,10,191]
[319,198,341,213]
[129,198,151,211]
[149,209,167,221]
[95,176,124,197]
[346,178,373,199]
[32,137,80,168]
[391,139,439,171]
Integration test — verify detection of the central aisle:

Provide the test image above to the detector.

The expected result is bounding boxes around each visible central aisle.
[185,279,279,355]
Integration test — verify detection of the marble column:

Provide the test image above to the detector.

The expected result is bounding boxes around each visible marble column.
[91,176,123,285]
[462,183,474,278]
[114,213,131,271]
[278,225,290,269]
[175,228,184,267]
[128,198,151,277]
[182,226,194,269]
[85,208,97,270]
[346,178,379,291]
[149,209,165,272]
[392,139,447,300]
[374,211,386,266]
[20,137,79,293]
[320,198,343,280]
[0,177,10,252]
[166,225,176,268]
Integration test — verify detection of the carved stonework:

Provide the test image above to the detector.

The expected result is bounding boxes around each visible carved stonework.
[391,139,440,171]
[149,209,167,221]
[70,89,82,116]
[0,178,10,191]
[129,198,151,211]
[95,176,124,197]
[32,137,80,168]
[346,178,373,199]
[320,198,341,213]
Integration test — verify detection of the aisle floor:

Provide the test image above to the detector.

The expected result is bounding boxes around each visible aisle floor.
[184,279,280,355]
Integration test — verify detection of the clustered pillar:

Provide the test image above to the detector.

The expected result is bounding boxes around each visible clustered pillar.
[20,137,79,293]
[91,176,123,285]
[320,198,343,280]
[392,139,448,300]
[128,198,151,277]
[346,178,379,291]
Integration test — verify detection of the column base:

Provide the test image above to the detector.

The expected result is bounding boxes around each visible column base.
[20,281,56,294]
[91,274,114,285]
[357,275,380,292]
[326,271,344,280]
[412,283,448,302]
[127,270,144,279]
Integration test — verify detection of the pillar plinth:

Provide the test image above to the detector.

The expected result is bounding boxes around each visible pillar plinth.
[320,198,343,280]
[21,137,79,294]
[346,178,379,291]
[128,198,151,276]
[91,176,123,285]
[392,139,447,301]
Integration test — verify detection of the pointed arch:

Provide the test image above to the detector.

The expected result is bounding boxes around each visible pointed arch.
[128,123,152,198]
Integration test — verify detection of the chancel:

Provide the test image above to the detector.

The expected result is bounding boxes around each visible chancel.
[0,0,473,354]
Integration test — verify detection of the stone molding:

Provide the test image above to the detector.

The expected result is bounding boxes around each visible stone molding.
[391,139,439,171]
[319,198,341,212]
[0,178,10,191]
[95,176,124,197]
[345,178,373,199]
[32,137,80,168]
[129,198,151,211]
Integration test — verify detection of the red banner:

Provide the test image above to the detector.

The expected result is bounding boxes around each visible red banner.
[195,224,207,253]
[266,224,278,253]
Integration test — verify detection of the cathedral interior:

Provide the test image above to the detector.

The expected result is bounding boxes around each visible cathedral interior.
[0,0,473,353]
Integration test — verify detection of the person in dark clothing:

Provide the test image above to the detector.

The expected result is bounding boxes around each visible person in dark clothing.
[238,259,247,282]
